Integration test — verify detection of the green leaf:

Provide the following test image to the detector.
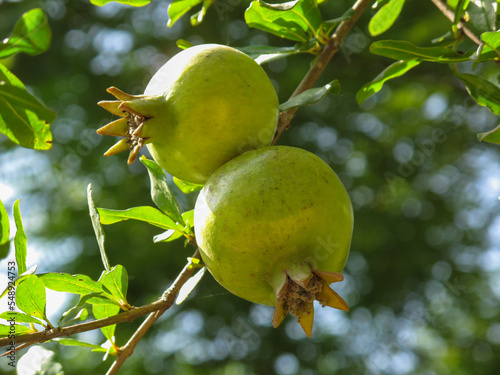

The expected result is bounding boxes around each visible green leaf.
[84,294,119,305]
[368,0,405,36]
[477,123,500,144]
[238,45,300,65]
[0,323,33,337]
[356,60,420,104]
[321,8,355,32]
[59,302,88,325]
[370,40,472,62]
[456,73,500,115]
[99,265,129,309]
[279,80,341,112]
[176,39,194,50]
[474,30,500,61]
[190,0,216,26]
[245,0,322,42]
[92,304,120,341]
[0,9,51,59]
[182,210,194,229]
[0,271,35,300]
[0,311,44,324]
[173,177,204,194]
[0,64,55,150]
[87,184,111,272]
[13,200,27,275]
[98,206,184,231]
[467,0,496,33]
[176,267,206,305]
[16,275,48,323]
[51,337,103,350]
[168,0,203,27]
[40,272,109,296]
[450,0,469,36]
[153,229,184,243]
[0,198,9,260]
[90,0,151,6]
[140,157,184,225]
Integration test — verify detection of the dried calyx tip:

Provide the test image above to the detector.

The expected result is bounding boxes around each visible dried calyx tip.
[97,87,151,164]
[273,269,348,337]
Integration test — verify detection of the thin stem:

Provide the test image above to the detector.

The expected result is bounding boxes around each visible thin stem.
[106,250,200,375]
[0,250,201,349]
[272,0,374,144]
[428,0,482,46]
[0,1,375,371]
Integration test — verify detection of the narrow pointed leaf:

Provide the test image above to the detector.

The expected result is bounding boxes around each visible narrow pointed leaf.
[168,0,203,27]
[13,200,27,275]
[356,60,420,104]
[467,0,496,33]
[477,123,500,144]
[279,80,340,112]
[0,64,54,150]
[0,8,51,59]
[51,338,103,349]
[474,30,500,61]
[456,73,500,116]
[0,324,33,337]
[245,0,322,42]
[173,177,204,194]
[153,229,184,243]
[16,275,48,323]
[0,271,34,300]
[176,39,194,49]
[0,199,9,260]
[368,0,405,36]
[90,0,151,6]
[140,157,184,225]
[87,184,111,272]
[370,40,472,62]
[238,45,301,65]
[0,311,43,325]
[176,267,206,305]
[40,273,108,296]
[99,265,129,309]
[92,304,120,341]
[190,0,216,26]
[98,206,184,231]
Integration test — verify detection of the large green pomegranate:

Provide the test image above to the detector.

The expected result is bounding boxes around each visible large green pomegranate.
[194,146,354,336]
[97,44,279,184]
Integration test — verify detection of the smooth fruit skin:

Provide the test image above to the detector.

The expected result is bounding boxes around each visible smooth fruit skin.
[194,146,353,335]
[97,44,279,184]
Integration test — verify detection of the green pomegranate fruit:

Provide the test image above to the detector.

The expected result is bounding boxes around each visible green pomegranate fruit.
[97,44,279,184]
[194,146,354,337]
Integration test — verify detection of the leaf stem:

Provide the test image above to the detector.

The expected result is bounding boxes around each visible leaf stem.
[106,249,200,374]
[428,0,482,46]
[0,251,201,349]
[272,0,373,144]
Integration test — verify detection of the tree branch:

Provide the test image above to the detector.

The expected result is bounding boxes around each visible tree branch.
[0,251,201,349]
[272,0,374,144]
[428,0,482,46]
[106,249,200,375]
[0,1,375,372]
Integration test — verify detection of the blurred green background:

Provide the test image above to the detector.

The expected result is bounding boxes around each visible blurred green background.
[1,0,500,374]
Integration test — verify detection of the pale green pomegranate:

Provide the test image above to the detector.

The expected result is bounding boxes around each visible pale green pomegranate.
[97,44,279,184]
[194,146,354,336]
